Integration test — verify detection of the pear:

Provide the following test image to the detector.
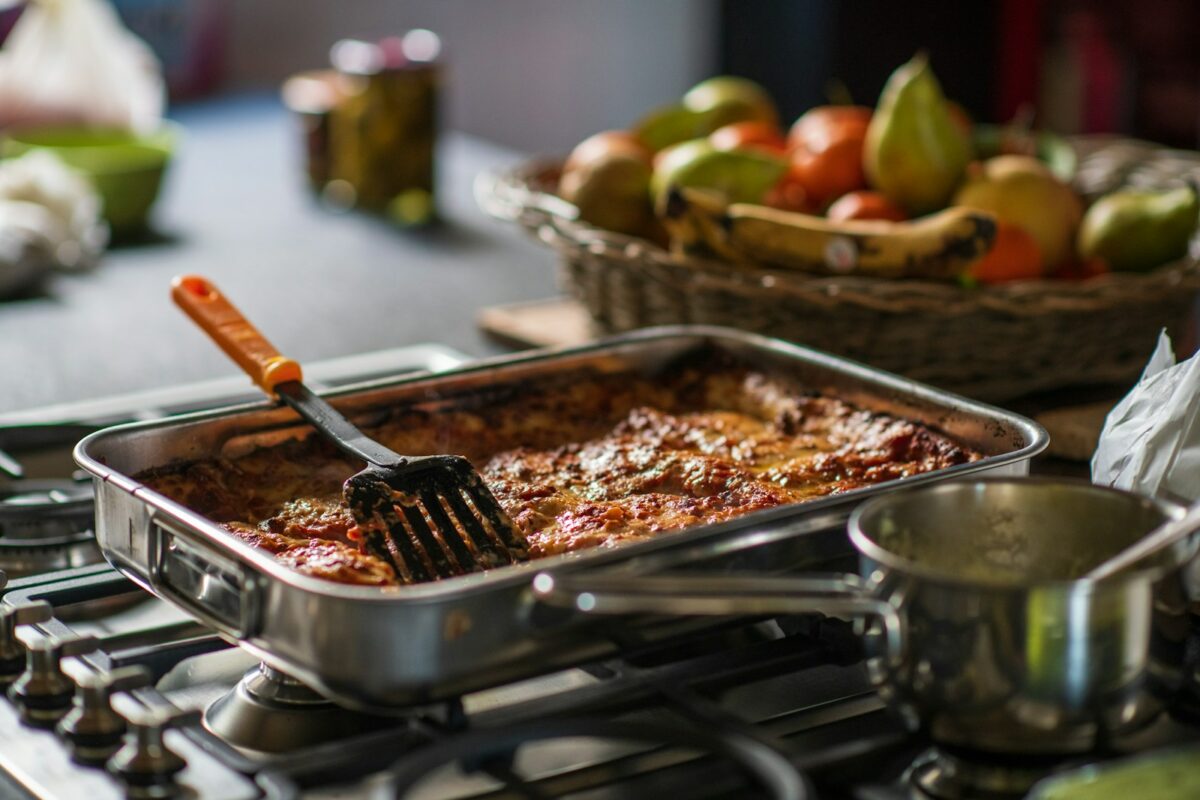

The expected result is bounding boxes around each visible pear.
[864,53,971,215]
[1078,185,1199,272]
[954,155,1083,269]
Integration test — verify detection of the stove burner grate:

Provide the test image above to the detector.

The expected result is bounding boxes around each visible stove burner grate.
[0,479,94,535]
[0,479,100,578]
[387,717,812,800]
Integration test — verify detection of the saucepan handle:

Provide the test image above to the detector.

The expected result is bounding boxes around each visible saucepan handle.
[531,572,905,666]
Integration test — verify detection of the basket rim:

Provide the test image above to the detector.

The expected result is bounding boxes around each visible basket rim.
[475,155,1200,317]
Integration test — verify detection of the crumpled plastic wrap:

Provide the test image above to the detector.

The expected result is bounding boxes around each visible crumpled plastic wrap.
[0,0,164,133]
[0,150,107,297]
[1092,331,1200,501]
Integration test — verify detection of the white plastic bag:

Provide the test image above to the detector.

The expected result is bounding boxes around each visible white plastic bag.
[0,149,107,295]
[0,0,164,133]
[1092,331,1200,501]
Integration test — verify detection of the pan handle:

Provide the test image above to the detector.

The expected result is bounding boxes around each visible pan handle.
[148,513,264,640]
[170,274,303,395]
[531,572,905,666]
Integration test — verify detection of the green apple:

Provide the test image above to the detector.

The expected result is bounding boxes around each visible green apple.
[683,76,779,131]
[634,103,709,153]
[635,78,778,153]
[651,138,787,209]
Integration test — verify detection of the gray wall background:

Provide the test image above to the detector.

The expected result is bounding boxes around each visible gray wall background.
[226,0,719,153]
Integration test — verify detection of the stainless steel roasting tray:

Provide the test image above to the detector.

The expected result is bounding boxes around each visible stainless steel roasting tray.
[75,326,1048,710]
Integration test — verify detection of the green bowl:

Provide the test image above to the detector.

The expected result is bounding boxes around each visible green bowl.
[1028,745,1200,799]
[1,124,179,236]
[973,124,1077,182]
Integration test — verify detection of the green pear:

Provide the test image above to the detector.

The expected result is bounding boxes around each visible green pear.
[1078,185,1199,272]
[864,53,971,215]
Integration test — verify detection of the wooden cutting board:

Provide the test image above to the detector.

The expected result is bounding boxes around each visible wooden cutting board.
[477,297,596,349]
[1034,401,1113,463]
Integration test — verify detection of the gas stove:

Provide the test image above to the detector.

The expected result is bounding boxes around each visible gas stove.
[0,347,1197,800]
[1,566,1197,800]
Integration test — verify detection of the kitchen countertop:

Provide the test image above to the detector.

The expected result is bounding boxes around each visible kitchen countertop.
[0,94,558,415]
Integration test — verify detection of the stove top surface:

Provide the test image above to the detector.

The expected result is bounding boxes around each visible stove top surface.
[0,345,1196,800]
[0,562,1193,800]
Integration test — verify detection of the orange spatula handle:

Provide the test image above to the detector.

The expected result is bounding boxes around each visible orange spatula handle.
[171,275,302,394]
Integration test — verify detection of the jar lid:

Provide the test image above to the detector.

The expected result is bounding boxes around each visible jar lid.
[331,30,441,76]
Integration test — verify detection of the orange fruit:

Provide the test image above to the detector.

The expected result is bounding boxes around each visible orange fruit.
[787,106,872,207]
[709,120,787,155]
[763,168,814,213]
[787,106,873,152]
[969,220,1043,284]
[826,190,907,222]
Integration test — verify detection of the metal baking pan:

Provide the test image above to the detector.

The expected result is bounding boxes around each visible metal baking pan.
[75,326,1048,710]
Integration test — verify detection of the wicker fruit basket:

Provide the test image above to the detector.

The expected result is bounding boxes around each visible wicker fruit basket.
[476,136,1200,401]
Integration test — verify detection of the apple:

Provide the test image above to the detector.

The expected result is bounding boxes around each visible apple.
[953,155,1082,269]
[560,131,654,235]
[565,130,650,173]
[651,138,787,209]
[683,76,779,132]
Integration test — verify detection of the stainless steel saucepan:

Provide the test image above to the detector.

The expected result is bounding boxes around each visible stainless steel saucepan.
[532,477,1200,755]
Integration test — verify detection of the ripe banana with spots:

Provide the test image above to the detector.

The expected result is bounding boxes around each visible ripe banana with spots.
[660,187,997,279]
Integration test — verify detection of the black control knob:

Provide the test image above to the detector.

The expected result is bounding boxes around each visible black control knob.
[7,632,98,728]
[57,665,151,766]
[108,694,201,800]
[0,601,52,684]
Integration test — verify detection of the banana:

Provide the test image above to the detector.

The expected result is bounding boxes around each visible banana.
[661,187,997,279]
[658,186,733,261]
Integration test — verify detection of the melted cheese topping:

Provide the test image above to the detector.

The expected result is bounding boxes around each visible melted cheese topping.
[139,364,978,585]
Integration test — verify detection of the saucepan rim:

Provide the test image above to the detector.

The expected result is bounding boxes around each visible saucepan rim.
[848,476,1196,590]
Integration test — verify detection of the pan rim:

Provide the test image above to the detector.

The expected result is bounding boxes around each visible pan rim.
[848,475,1194,590]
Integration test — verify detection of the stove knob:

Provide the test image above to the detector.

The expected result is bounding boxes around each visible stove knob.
[7,632,98,728]
[0,601,52,684]
[57,665,152,767]
[107,694,201,800]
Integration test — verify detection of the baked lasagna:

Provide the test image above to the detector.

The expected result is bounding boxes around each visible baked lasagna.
[139,358,979,586]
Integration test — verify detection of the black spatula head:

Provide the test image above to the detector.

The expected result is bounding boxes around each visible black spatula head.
[346,461,528,583]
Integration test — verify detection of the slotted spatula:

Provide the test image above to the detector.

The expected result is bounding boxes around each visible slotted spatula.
[171,275,528,583]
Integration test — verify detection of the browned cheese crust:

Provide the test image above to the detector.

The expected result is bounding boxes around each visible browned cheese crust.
[139,365,978,586]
